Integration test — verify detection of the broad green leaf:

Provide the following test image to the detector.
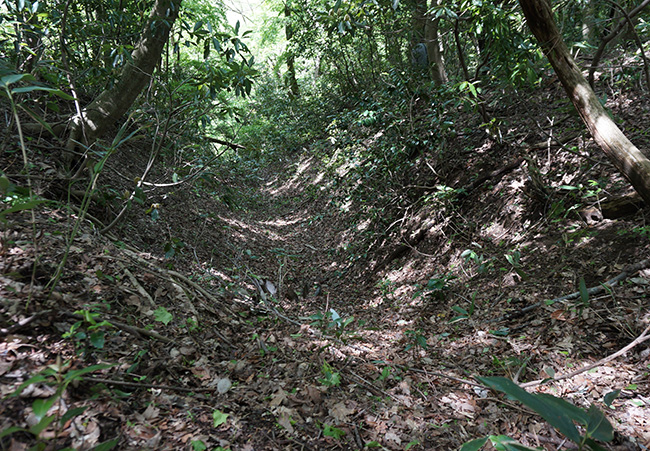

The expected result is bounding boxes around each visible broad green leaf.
[585,404,614,442]
[489,435,542,450]
[460,437,487,451]
[603,389,620,407]
[154,307,173,325]
[32,397,58,421]
[536,393,588,423]
[64,363,113,383]
[11,86,73,99]
[89,438,119,451]
[477,377,582,443]
[60,406,89,425]
[212,409,229,427]
[10,374,48,397]
[29,414,56,436]
[578,277,589,305]
[452,305,469,315]
[0,73,34,87]
[90,331,105,349]
[0,426,27,439]
[1,199,46,223]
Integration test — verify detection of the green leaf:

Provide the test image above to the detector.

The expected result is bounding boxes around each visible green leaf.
[11,86,74,100]
[0,199,46,223]
[212,409,229,427]
[476,377,582,443]
[29,414,56,436]
[578,277,589,305]
[10,374,48,397]
[0,73,34,88]
[452,305,469,316]
[585,404,614,442]
[64,363,112,384]
[60,406,89,425]
[191,440,207,451]
[89,331,105,349]
[323,423,345,439]
[603,390,620,408]
[32,397,58,422]
[489,435,542,450]
[460,436,488,451]
[88,438,119,451]
[154,307,173,325]
[0,426,27,439]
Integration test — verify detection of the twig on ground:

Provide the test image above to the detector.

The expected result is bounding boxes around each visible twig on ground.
[83,376,214,392]
[520,322,650,388]
[61,311,174,343]
[116,261,156,308]
[489,258,650,323]
[404,365,484,388]
[0,309,54,336]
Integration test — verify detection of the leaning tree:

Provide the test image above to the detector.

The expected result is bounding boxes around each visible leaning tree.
[518,0,650,204]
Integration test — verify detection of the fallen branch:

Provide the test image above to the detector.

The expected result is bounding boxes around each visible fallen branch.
[83,376,214,392]
[520,322,650,388]
[489,258,650,323]
[0,309,54,336]
[203,136,246,151]
[61,311,174,343]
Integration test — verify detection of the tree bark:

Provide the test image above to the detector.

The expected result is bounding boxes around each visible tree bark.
[67,0,182,149]
[518,0,650,205]
[284,1,300,98]
[424,0,447,85]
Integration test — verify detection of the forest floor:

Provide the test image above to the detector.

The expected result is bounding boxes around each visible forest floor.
[2,81,650,450]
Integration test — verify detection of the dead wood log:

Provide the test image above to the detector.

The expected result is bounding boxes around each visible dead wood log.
[579,192,646,223]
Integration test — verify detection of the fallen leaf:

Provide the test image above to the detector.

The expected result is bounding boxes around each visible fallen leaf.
[329,401,354,423]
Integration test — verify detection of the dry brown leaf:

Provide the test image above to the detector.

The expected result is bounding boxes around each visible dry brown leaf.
[329,401,354,423]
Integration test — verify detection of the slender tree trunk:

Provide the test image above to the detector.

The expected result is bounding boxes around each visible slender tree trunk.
[284,1,300,98]
[67,0,182,149]
[424,0,447,85]
[518,0,650,204]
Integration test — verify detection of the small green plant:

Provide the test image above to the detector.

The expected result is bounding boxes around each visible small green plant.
[449,293,477,323]
[377,366,392,382]
[185,317,199,331]
[404,329,428,359]
[413,272,456,301]
[504,250,529,280]
[154,306,173,325]
[2,358,115,448]
[163,237,185,259]
[461,245,491,274]
[63,308,114,353]
[212,409,229,427]
[309,308,356,340]
[319,362,341,387]
[322,423,346,439]
[461,376,615,451]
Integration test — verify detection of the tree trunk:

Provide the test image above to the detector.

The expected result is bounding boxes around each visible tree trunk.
[67,0,182,149]
[518,0,650,205]
[424,0,447,85]
[284,2,300,98]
